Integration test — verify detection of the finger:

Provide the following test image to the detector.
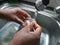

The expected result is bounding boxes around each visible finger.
[25,20,36,31]
[18,15,25,21]
[16,8,31,18]
[25,20,30,26]
[33,22,39,29]
[12,15,25,26]
[20,20,31,32]
[25,20,34,32]
[33,22,42,35]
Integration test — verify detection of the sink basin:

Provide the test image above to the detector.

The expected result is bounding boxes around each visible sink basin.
[0,3,60,45]
[0,22,20,45]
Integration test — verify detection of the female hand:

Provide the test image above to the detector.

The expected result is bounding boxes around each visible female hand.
[0,8,31,26]
[9,21,42,45]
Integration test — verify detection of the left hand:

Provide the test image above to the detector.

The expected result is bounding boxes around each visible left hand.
[0,8,31,26]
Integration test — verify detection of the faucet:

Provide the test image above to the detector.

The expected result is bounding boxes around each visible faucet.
[35,0,49,11]
[55,6,60,14]
[55,6,60,19]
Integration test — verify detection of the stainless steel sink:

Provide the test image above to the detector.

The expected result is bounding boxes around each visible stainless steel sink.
[0,3,60,45]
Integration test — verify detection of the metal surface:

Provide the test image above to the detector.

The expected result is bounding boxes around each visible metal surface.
[35,0,49,11]
[35,0,45,11]
[24,0,60,8]
[55,6,60,14]
[0,3,60,45]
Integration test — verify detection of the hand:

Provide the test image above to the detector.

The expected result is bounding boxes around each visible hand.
[9,21,42,45]
[0,8,31,26]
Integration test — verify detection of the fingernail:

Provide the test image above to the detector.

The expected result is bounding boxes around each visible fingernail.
[26,20,30,26]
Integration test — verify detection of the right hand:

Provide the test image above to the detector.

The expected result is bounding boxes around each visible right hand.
[9,21,42,45]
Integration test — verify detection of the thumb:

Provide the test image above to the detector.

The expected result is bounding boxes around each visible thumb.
[25,20,30,26]
[25,20,31,31]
